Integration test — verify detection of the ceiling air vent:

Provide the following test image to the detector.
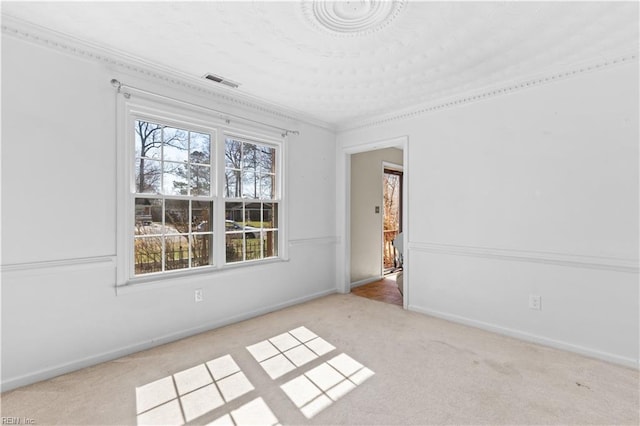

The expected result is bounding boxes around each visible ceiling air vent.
[203,73,240,88]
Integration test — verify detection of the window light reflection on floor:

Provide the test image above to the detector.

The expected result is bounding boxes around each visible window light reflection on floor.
[208,397,280,426]
[246,326,336,379]
[135,354,262,425]
[280,353,375,419]
[135,327,373,425]
[247,327,375,420]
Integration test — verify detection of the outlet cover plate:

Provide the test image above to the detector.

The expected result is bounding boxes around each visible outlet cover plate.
[529,294,541,310]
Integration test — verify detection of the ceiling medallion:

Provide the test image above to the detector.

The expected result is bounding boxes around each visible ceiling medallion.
[302,0,406,36]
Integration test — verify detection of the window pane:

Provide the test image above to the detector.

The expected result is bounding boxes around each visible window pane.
[190,165,211,196]
[242,142,258,172]
[225,202,243,225]
[134,125,142,158]
[163,127,189,163]
[225,169,240,198]
[225,201,244,263]
[259,174,275,199]
[165,235,189,271]
[165,199,189,233]
[163,162,188,195]
[244,202,261,227]
[241,171,257,199]
[225,138,242,170]
[225,234,243,263]
[192,201,212,232]
[263,203,278,229]
[191,234,213,267]
[135,120,162,159]
[245,235,261,261]
[264,230,278,258]
[257,146,275,174]
[134,236,163,275]
[190,132,211,164]
[135,159,161,193]
[135,198,162,234]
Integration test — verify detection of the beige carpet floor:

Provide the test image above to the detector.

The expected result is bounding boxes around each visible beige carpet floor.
[1,293,638,425]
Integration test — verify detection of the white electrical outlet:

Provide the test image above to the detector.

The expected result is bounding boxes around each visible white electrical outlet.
[195,289,204,303]
[529,294,541,310]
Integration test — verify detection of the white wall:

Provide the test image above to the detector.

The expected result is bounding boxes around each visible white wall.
[337,61,639,367]
[1,34,337,390]
[350,148,403,284]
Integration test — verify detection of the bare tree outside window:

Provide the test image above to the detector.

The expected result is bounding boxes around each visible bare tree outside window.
[224,137,278,263]
[225,139,242,198]
[133,119,213,275]
[135,121,188,193]
[383,170,402,270]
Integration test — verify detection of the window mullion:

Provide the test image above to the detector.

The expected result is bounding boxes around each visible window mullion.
[187,130,192,197]
[188,199,192,269]
[216,130,225,268]
[130,193,136,278]
[161,198,166,272]
[241,202,246,262]
[260,202,264,259]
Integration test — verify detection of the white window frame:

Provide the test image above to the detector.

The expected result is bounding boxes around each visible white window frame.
[116,95,287,287]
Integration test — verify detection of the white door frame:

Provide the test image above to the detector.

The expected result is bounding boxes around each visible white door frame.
[336,135,409,309]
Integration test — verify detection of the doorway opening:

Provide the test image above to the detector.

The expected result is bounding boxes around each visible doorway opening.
[345,140,407,308]
[383,167,403,275]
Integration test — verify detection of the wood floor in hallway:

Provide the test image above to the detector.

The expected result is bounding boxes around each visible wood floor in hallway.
[351,274,403,306]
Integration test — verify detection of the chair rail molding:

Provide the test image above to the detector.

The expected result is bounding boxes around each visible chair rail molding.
[1,256,117,277]
[289,236,340,247]
[408,242,639,273]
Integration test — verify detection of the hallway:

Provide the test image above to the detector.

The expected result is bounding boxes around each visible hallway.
[351,274,403,307]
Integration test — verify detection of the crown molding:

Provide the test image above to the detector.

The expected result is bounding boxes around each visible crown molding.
[3,14,637,136]
[338,50,639,133]
[1,14,336,133]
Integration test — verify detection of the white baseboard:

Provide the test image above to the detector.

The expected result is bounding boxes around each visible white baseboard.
[350,275,383,289]
[1,288,336,392]
[409,305,639,370]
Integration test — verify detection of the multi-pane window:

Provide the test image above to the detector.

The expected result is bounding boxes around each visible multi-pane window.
[133,120,214,275]
[126,115,282,281]
[224,137,279,263]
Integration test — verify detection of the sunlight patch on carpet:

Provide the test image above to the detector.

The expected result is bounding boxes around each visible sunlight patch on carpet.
[280,353,375,419]
[246,326,336,379]
[247,327,374,420]
[136,327,372,424]
[208,398,280,426]
[135,354,269,426]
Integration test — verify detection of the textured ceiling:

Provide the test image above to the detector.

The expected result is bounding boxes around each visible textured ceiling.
[2,1,638,127]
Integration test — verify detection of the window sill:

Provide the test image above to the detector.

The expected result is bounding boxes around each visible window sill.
[116,257,289,296]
